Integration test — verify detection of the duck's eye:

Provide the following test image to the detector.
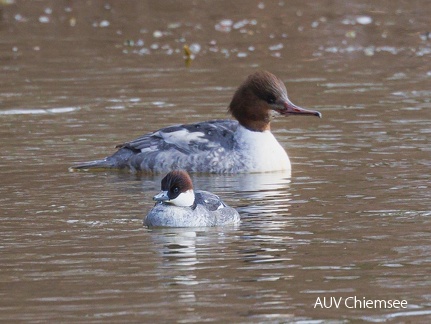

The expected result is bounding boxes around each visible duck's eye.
[172,186,179,194]
[266,95,276,104]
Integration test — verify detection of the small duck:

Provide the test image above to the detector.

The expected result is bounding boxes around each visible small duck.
[144,170,240,227]
[71,70,321,173]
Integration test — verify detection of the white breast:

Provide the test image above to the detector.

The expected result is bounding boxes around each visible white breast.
[233,125,291,172]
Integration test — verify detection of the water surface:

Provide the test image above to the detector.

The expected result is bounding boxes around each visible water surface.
[1,0,430,322]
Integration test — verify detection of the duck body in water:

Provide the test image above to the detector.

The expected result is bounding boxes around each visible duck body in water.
[71,71,321,174]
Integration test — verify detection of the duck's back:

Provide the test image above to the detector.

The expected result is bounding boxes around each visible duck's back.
[195,190,240,226]
[72,119,239,173]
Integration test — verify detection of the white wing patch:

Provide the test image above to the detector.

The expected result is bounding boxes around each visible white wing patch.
[157,129,208,152]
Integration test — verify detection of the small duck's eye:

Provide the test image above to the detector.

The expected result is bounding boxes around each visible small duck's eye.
[172,186,179,194]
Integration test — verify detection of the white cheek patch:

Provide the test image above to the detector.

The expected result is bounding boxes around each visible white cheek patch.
[169,189,195,207]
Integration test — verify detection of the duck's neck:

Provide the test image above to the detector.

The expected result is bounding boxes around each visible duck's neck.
[241,121,271,132]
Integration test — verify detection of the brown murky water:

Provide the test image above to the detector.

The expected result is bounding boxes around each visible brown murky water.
[1,0,430,322]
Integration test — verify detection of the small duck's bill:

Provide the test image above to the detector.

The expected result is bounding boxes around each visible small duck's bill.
[276,99,322,118]
[153,191,170,202]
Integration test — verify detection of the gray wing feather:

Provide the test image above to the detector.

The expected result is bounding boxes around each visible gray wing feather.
[195,190,240,225]
[117,119,238,154]
[195,190,226,211]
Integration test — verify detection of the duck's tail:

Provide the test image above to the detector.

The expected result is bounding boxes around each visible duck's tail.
[69,147,137,172]
[68,158,117,172]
